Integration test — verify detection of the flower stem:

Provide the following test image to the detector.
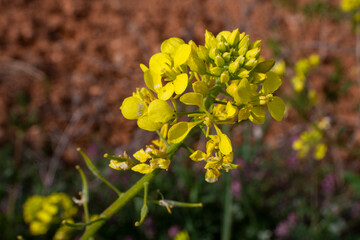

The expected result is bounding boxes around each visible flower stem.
[80,169,161,240]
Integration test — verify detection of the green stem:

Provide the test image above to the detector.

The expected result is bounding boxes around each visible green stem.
[156,130,170,148]
[221,159,232,240]
[76,166,90,225]
[80,169,161,240]
[176,110,203,115]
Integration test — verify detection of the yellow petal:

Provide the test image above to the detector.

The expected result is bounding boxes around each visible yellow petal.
[205,168,221,183]
[190,150,206,161]
[225,101,237,118]
[149,53,171,74]
[249,106,266,125]
[219,133,232,155]
[180,92,205,110]
[109,160,129,170]
[133,149,151,163]
[158,82,175,100]
[131,164,153,174]
[174,44,191,66]
[267,96,285,121]
[148,99,174,123]
[168,120,202,144]
[144,70,162,92]
[173,73,188,95]
[137,115,163,132]
[120,96,147,120]
[150,158,171,170]
[161,37,185,56]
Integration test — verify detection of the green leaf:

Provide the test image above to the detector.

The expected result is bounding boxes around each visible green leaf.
[262,71,282,94]
[78,149,122,196]
[267,96,285,121]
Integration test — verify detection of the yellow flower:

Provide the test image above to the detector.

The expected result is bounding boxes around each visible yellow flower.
[120,88,175,132]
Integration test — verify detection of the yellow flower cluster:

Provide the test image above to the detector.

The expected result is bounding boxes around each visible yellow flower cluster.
[291,54,320,93]
[114,29,285,182]
[292,118,330,160]
[341,0,360,11]
[23,193,78,236]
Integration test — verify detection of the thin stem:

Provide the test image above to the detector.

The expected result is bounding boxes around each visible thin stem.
[182,144,195,154]
[80,169,161,240]
[156,130,170,148]
[221,173,232,240]
[176,110,203,116]
[76,166,90,225]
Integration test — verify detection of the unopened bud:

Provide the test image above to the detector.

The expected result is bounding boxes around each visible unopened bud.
[228,29,240,46]
[215,55,225,67]
[210,66,223,76]
[220,71,230,83]
[209,47,220,60]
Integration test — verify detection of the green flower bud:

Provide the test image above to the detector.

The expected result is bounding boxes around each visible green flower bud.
[237,68,250,78]
[238,35,249,52]
[215,55,225,67]
[228,29,240,46]
[209,47,220,60]
[198,45,210,62]
[245,48,260,60]
[222,52,231,62]
[220,71,230,83]
[249,40,262,49]
[193,81,209,95]
[243,59,257,70]
[205,30,217,49]
[229,61,240,74]
[210,66,223,76]
[238,46,247,56]
[188,54,207,74]
[217,41,227,52]
[235,56,245,66]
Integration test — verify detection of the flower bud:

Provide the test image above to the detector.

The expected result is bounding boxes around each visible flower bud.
[197,45,210,62]
[220,71,230,83]
[210,66,223,76]
[193,81,209,95]
[228,29,240,46]
[235,56,245,66]
[238,35,249,52]
[229,61,240,74]
[209,47,220,60]
[249,40,262,50]
[245,48,260,60]
[222,52,231,62]
[243,59,257,70]
[205,30,217,49]
[217,41,227,52]
[215,55,225,67]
